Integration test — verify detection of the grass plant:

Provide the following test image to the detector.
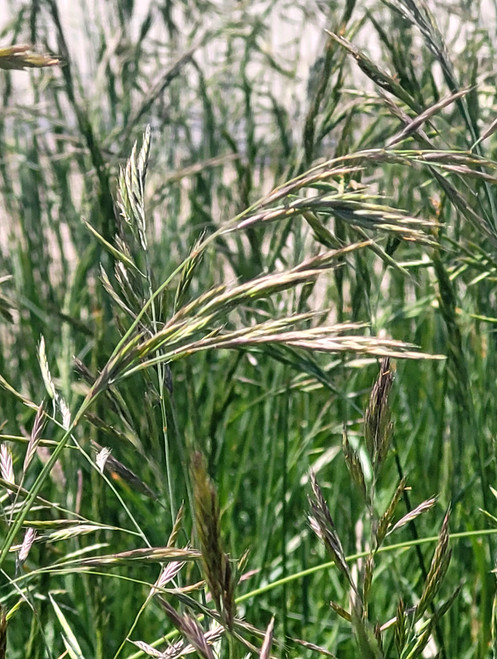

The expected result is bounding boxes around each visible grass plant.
[1,1,497,657]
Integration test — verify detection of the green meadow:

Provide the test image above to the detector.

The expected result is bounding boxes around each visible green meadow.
[0,1,496,657]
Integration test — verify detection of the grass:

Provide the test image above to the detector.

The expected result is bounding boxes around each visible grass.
[0,0,497,657]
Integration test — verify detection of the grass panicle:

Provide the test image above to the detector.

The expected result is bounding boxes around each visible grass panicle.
[309,358,456,658]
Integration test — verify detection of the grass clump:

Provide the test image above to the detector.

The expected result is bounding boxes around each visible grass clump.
[0,1,497,657]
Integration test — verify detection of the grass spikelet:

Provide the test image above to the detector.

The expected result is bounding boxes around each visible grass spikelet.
[292,637,338,657]
[394,598,406,655]
[128,640,164,657]
[83,220,141,273]
[342,429,367,501]
[0,276,15,323]
[364,357,394,475]
[376,477,407,546]
[99,265,136,319]
[174,234,206,313]
[95,446,111,474]
[167,503,185,548]
[22,401,46,476]
[56,395,71,431]
[118,125,151,251]
[38,336,56,401]
[132,622,224,658]
[386,87,472,148]
[151,561,185,596]
[17,527,36,569]
[0,444,14,502]
[78,546,200,567]
[158,597,215,659]
[113,260,144,314]
[190,450,235,629]
[325,30,418,110]
[92,441,158,500]
[260,616,275,659]
[362,554,375,610]
[387,496,438,536]
[308,470,357,595]
[0,44,60,69]
[330,600,351,622]
[415,509,452,620]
